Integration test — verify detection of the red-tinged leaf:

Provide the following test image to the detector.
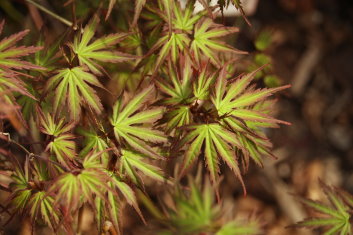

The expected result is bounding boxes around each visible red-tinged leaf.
[191,18,246,67]
[39,112,74,137]
[148,32,190,74]
[105,0,116,20]
[111,86,167,159]
[295,184,352,234]
[94,196,105,233]
[231,109,290,126]
[0,23,42,72]
[179,124,245,192]
[46,133,76,168]
[28,191,60,229]
[120,150,167,184]
[50,173,80,211]
[161,0,173,35]
[231,0,251,26]
[45,67,104,121]
[50,169,109,211]
[132,0,147,26]
[0,73,36,100]
[71,16,135,75]
[230,85,290,108]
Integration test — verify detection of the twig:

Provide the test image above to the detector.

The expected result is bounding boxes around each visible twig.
[0,132,69,171]
[25,0,73,27]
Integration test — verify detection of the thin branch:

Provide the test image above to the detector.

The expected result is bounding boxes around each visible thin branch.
[0,132,69,171]
[25,0,73,27]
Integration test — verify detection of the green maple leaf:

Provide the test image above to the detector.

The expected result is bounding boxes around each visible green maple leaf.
[119,149,166,185]
[50,169,109,211]
[46,133,76,169]
[193,62,216,101]
[10,167,31,212]
[191,18,246,67]
[110,86,166,159]
[40,112,76,169]
[40,112,75,137]
[176,123,244,187]
[156,61,193,105]
[296,184,352,235]
[45,66,104,121]
[159,105,191,135]
[70,16,135,75]
[146,1,206,73]
[211,66,290,167]
[77,128,109,166]
[29,192,60,229]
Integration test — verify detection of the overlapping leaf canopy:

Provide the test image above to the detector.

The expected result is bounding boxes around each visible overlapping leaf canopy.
[1,0,290,234]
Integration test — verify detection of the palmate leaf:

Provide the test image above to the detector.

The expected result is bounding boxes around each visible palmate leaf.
[296,184,352,235]
[110,86,166,159]
[169,178,218,233]
[119,149,166,185]
[71,16,135,75]
[146,175,261,234]
[160,105,191,135]
[173,0,205,32]
[10,167,31,212]
[149,32,190,73]
[191,18,246,67]
[33,35,61,73]
[50,169,109,211]
[0,20,42,72]
[46,133,76,169]
[45,66,103,121]
[156,60,193,105]
[176,123,245,188]
[211,67,290,167]
[193,62,216,100]
[77,128,109,166]
[212,68,290,115]
[28,191,60,230]
[40,112,74,137]
[146,2,205,73]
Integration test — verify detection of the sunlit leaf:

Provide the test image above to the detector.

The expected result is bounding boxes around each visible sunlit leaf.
[191,18,246,67]
[71,16,134,75]
[111,86,166,158]
[45,66,104,121]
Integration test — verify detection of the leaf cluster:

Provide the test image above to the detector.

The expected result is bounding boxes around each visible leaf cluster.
[0,0,290,234]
